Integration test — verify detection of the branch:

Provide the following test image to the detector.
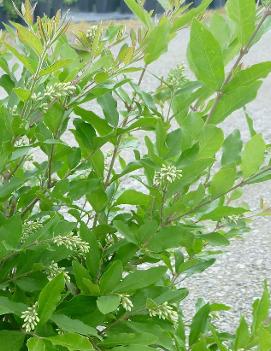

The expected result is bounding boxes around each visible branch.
[206,7,271,125]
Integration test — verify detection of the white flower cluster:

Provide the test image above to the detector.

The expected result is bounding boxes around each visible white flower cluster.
[21,221,43,244]
[86,25,98,43]
[53,233,90,257]
[148,302,178,324]
[21,302,39,333]
[153,164,183,188]
[46,261,70,283]
[119,294,133,312]
[167,64,188,88]
[32,82,76,112]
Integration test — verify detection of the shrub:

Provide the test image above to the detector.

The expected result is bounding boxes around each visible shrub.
[1,0,271,350]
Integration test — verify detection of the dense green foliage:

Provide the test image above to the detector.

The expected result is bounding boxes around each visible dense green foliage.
[1,0,271,349]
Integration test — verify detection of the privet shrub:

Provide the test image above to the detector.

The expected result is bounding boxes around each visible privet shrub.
[1,0,271,349]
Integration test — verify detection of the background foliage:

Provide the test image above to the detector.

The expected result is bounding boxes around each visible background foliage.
[1,0,271,350]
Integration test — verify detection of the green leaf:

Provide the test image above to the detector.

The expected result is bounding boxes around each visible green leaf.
[225,62,271,92]
[222,130,243,166]
[0,214,22,250]
[124,0,152,27]
[198,126,224,158]
[38,273,65,325]
[172,0,213,31]
[51,314,98,337]
[27,337,46,351]
[0,330,25,351]
[202,232,229,246]
[144,17,171,65]
[234,317,250,351]
[100,260,123,294]
[0,296,26,316]
[13,87,31,102]
[97,295,121,315]
[111,346,154,351]
[73,106,112,136]
[209,166,236,197]
[189,304,210,346]
[97,93,119,128]
[103,332,158,347]
[47,333,94,351]
[72,260,97,295]
[13,23,43,55]
[211,81,262,124]
[115,190,150,207]
[252,282,270,333]
[200,206,247,221]
[241,134,265,178]
[226,0,256,46]
[189,19,224,91]
[115,266,167,293]
[39,59,72,76]
[147,225,194,252]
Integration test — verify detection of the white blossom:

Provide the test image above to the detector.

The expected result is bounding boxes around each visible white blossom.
[153,164,182,188]
[166,64,188,88]
[53,233,90,257]
[86,25,98,42]
[44,82,76,100]
[46,261,70,283]
[119,294,133,312]
[21,221,43,243]
[148,302,179,324]
[21,302,39,333]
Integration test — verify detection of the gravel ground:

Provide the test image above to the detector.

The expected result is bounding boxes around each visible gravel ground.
[142,29,271,331]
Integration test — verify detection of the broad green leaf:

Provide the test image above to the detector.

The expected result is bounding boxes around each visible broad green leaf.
[226,0,256,46]
[51,314,98,337]
[147,225,194,252]
[0,330,25,351]
[13,87,31,102]
[115,266,167,292]
[100,260,123,294]
[111,346,154,351]
[202,232,230,246]
[189,19,224,91]
[241,134,265,178]
[0,296,26,316]
[97,295,121,315]
[38,273,65,325]
[198,126,224,158]
[39,59,72,76]
[0,215,22,250]
[124,0,152,27]
[211,81,262,124]
[27,337,46,351]
[234,317,250,351]
[13,23,43,55]
[103,332,158,347]
[144,17,171,64]
[5,43,36,73]
[73,106,112,136]
[222,130,243,166]
[189,304,210,346]
[97,92,119,128]
[252,282,270,333]
[72,260,97,295]
[47,333,94,351]
[209,166,236,197]
[200,206,247,221]
[115,190,150,207]
[225,62,271,92]
[172,0,213,31]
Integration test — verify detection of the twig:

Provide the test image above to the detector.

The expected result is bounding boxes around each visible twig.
[206,8,271,125]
